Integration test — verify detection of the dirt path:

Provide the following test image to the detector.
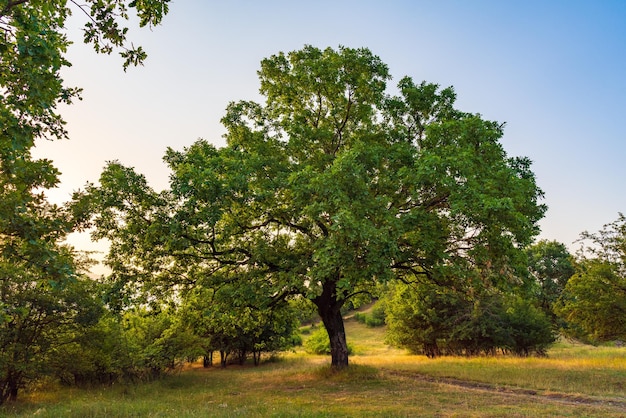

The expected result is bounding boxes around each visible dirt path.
[381,369,626,411]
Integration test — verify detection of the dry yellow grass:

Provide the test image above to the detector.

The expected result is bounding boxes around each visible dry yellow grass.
[2,315,625,417]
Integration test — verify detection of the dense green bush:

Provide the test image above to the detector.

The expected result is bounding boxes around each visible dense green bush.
[179,285,302,367]
[50,315,134,386]
[353,301,386,327]
[304,326,353,355]
[385,281,555,357]
[505,297,555,356]
[50,308,203,386]
[304,327,331,355]
[385,282,463,357]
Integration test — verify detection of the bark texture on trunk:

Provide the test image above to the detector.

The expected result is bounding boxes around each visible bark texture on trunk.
[315,279,349,368]
[322,308,349,368]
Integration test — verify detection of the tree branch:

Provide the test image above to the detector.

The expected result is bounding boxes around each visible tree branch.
[0,0,29,19]
[315,219,329,237]
[332,92,353,154]
[69,0,97,25]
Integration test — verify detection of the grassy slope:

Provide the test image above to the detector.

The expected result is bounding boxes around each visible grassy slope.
[2,312,625,417]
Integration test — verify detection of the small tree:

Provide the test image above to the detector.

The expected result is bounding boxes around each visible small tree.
[177,283,300,367]
[558,260,626,342]
[557,214,626,343]
[385,281,463,357]
[0,260,102,402]
[50,314,136,386]
[504,297,555,356]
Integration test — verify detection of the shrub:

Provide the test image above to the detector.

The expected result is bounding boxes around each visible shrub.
[354,301,386,327]
[385,281,556,357]
[304,326,353,355]
[504,297,556,356]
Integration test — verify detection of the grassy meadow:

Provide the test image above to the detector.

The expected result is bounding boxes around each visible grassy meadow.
[2,311,625,417]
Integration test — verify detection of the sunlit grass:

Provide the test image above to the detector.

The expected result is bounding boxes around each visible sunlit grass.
[346,323,626,399]
[6,356,623,417]
[2,313,625,417]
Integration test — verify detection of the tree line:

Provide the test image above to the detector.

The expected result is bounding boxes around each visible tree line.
[2,0,625,405]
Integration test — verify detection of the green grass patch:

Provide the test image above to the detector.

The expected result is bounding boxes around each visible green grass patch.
[2,317,625,417]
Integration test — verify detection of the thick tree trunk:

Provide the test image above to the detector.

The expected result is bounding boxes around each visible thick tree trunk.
[321,308,349,368]
[315,280,349,368]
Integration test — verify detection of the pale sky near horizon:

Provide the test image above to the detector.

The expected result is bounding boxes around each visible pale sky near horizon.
[32,1,626,271]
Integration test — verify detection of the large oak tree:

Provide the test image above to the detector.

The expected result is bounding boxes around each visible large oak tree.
[84,46,545,368]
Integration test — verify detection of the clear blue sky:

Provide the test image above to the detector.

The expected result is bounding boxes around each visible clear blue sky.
[34,0,626,265]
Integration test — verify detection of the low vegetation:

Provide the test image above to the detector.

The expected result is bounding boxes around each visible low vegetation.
[385,281,556,358]
[2,312,625,417]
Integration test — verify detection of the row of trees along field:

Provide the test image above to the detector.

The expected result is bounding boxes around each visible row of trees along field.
[1,0,625,405]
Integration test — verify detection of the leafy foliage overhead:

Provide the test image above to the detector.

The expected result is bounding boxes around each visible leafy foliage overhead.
[0,0,170,403]
[82,45,546,368]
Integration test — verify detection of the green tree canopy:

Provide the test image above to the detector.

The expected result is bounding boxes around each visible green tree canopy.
[0,253,102,403]
[384,280,555,357]
[558,214,626,342]
[0,0,170,402]
[83,45,546,368]
[1,0,171,259]
[526,240,575,325]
